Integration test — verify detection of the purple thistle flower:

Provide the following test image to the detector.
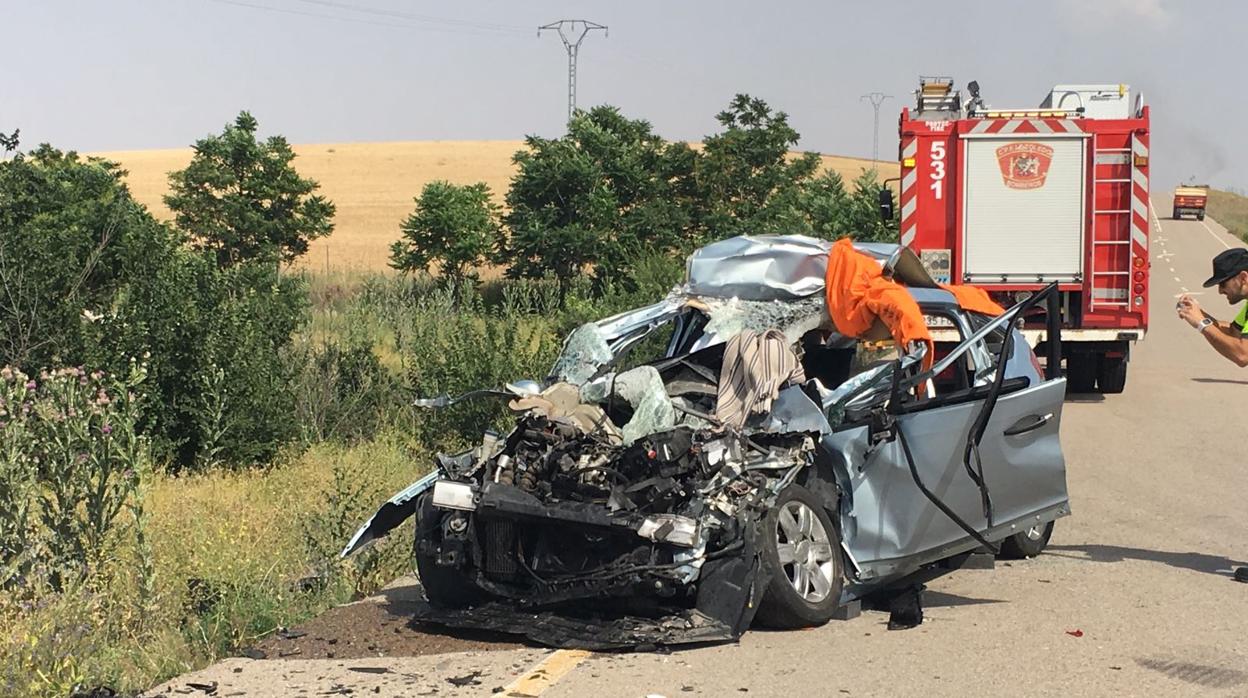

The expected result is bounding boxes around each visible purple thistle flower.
[101,424,112,435]
[24,381,35,390]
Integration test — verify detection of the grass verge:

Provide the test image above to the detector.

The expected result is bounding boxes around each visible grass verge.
[1207,188,1248,242]
[0,434,426,696]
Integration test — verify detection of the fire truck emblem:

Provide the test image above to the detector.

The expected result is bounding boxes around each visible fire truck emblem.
[995,142,1054,190]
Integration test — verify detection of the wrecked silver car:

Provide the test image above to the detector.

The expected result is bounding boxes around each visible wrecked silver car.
[343,235,1070,649]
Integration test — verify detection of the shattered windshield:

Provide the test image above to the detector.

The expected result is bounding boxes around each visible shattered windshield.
[551,323,614,385]
[551,292,832,387]
[698,295,828,348]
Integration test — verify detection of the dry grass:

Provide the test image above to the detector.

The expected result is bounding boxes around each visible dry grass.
[92,140,899,273]
[0,437,423,697]
[1207,188,1248,243]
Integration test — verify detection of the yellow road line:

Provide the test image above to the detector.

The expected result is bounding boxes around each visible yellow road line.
[502,649,592,697]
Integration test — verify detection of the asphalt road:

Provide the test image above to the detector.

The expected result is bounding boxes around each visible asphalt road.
[148,210,1248,698]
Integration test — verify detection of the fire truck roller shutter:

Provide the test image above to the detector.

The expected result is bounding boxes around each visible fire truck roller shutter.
[962,135,1087,283]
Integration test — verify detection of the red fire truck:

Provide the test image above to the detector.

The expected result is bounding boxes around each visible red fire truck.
[895,77,1150,393]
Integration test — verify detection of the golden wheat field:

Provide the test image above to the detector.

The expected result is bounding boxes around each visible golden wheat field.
[92,141,899,272]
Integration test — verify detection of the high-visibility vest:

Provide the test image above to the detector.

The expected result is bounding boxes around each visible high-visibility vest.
[1235,304,1248,335]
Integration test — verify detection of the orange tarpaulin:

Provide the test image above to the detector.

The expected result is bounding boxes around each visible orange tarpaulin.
[939,284,1005,317]
[823,240,1007,370]
[824,239,934,362]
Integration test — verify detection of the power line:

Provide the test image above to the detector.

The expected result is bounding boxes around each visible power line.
[539,20,607,124]
[287,0,529,35]
[860,92,893,169]
[206,0,526,38]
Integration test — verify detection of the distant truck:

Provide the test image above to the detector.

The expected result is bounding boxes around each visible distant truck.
[892,78,1150,393]
[1172,185,1208,220]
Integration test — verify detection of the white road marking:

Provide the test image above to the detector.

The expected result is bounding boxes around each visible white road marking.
[1156,251,1174,260]
[1150,203,1164,233]
[1200,220,1232,250]
[1175,276,1182,282]
[1169,267,1175,273]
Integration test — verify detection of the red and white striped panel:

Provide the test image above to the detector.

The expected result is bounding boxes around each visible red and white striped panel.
[1131,134,1149,264]
[964,118,1084,135]
[899,137,917,247]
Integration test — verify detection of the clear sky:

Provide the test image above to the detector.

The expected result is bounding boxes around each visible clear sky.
[1,0,1241,193]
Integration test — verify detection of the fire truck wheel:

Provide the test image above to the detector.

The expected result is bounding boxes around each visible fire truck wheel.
[1197,213,1205,221]
[1064,355,1096,394]
[1097,357,1128,394]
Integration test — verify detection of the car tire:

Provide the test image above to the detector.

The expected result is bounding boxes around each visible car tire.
[755,485,844,628]
[998,521,1055,559]
[413,496,482,608]
[1065,354,1096,393]
[1097,357,1127,394]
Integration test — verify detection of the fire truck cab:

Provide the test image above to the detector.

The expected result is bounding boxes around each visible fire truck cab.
[895,77,1150,393]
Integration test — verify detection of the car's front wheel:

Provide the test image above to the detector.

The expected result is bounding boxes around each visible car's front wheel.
[998,521,1055,559]
[755,485,844,628]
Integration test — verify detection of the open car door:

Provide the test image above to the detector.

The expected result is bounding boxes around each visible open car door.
[830,286,1069,590]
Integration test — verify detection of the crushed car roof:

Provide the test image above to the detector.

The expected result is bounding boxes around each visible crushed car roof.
[683,234,939,301]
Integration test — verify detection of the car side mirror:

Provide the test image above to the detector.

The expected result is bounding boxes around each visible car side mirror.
[878,189,895,221]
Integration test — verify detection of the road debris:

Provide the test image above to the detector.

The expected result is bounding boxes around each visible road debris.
[446,670,484,687]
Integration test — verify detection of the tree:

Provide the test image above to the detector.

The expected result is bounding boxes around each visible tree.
[502,106,695,288]
[840,170,900,242]
[390,181,502,281]
[165,111,335,268]
[692,94,821,242]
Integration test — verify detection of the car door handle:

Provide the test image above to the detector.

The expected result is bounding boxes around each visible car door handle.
[1004,413,1052,436]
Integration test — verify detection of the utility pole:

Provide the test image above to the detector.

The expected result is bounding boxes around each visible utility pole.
[860,92,893,170]
[539,20,608,123]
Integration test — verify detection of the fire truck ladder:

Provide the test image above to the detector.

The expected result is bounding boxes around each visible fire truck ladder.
[1089,132,1132,310]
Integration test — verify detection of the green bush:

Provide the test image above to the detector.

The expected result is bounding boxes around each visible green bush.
[339,278,563,450]
[0,146,311,471]
[0,145,180,371]
[88,254,308,471]
[289,336,398,445]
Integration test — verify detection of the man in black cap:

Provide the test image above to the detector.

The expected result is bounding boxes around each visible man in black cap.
[1177,248,1248,368]
[1177,248,1248,583]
